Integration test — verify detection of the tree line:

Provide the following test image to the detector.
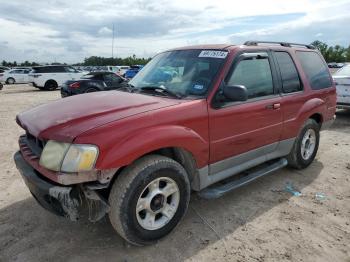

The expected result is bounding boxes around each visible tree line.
[1,41,349,67]
[311,40,350,63]
[78,55,152,66]
[1,60,40,67]
[1,54,151,68]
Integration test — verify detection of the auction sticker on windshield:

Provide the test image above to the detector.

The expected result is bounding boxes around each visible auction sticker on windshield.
[199,50,228,59]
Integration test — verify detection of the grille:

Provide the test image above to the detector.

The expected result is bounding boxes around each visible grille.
[20,133,46,158]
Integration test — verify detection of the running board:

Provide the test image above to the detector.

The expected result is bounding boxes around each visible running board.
[198,158,288,199]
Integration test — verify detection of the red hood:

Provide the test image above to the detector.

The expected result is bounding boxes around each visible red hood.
[16,91,181,142]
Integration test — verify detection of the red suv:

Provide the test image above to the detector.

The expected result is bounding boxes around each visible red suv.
[14,41,336,245]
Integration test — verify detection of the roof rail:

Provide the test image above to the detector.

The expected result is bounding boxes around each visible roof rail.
[244,41,315,49]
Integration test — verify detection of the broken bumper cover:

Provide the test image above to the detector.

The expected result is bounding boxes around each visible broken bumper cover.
[14,151,109,222]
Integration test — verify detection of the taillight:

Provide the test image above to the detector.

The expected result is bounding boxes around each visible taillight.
[69,82,80,88]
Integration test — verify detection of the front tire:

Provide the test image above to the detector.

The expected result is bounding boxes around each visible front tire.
[287,119,320,169]
[108,155,190,246]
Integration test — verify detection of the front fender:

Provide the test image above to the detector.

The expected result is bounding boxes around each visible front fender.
[97,125,209,169]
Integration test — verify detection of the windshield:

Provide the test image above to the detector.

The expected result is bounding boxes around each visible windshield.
[129,49,228,98]
[335,65,350,76]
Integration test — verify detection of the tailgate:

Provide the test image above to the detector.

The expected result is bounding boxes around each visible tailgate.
[335,77,350,104]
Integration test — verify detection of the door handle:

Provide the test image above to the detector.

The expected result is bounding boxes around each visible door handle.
[266,103,281,110]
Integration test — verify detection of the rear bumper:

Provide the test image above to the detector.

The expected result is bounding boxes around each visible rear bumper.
[60,86,75,97]
[336,103,350,110]
[60,88,71,97]
[321,115,336,131]
[14,151,109,221]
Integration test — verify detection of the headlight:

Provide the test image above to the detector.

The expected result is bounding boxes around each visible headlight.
[39,140,70,171]
[39,140,98,173]
[61,144,98,172]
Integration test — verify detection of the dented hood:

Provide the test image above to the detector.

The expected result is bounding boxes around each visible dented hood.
[16,91,180,142]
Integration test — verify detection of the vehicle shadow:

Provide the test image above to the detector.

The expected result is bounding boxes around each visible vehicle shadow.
[0,161,323,262]
[0,89,56,95]
[332,110,350,133]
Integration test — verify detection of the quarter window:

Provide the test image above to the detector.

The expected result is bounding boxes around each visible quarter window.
[275,52,302,93]
[227,54,274,99]
[296,51,332,90]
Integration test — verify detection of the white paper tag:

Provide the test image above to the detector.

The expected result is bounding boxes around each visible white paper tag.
[198,50,228,59]
[193,84,204,90]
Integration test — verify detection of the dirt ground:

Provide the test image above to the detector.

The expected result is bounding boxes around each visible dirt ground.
[0,84,349,262]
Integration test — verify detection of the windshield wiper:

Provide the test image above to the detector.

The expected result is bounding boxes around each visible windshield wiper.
[118,82,137,93]
[139,86,183,99]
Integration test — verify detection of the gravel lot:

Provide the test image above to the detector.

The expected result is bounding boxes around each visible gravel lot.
[0,84,349,262]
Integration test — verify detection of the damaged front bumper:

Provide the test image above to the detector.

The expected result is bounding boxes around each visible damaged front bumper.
[14,151,110,222]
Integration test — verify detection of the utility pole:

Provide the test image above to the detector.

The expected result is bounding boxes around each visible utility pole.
[112,23,115,59]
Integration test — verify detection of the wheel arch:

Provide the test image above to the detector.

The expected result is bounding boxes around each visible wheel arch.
[107,147,199,189]
[308,112,323,126]
[295,98,326,131]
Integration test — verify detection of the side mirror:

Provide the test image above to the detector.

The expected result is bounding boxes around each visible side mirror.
[223,85,248,102]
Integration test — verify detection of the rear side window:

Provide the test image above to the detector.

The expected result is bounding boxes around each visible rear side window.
[10,70,23,74]
[296,51,332,89]
[274,52,302,93]
[227,54,274,99]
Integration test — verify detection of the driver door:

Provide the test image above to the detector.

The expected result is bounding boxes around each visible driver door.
[209,52,283,167]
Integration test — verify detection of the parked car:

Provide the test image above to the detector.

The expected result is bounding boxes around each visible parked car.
[0,66,10,71]
[124,65,143,79]
[29,65,85,91]
[333,64,350,109]
[14,41,336,246]
[0,70,5,83]
[61,71,127,97]
[328,62,344,68]
[1,68,32,84]
[107,65,130,76]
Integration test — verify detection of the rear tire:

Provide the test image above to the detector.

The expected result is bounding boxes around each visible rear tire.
[6,78,15,84]
[85,87,98,93]
[287,119,320,169]
[44,80,58,91]
[108,155,190,246]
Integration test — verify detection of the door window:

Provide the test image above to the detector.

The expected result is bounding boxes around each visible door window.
[10,70,23,74]
[227,54,274,99]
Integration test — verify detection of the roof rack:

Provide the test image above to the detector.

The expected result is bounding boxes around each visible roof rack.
[244,41,315,49]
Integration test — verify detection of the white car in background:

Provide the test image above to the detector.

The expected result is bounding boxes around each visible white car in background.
[107,65,130,76]
[2,68,32,84]
[29,65,86,91]
[333,64,350,109]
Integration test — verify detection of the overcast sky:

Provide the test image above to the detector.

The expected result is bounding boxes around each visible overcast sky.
[0,0,350,63]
